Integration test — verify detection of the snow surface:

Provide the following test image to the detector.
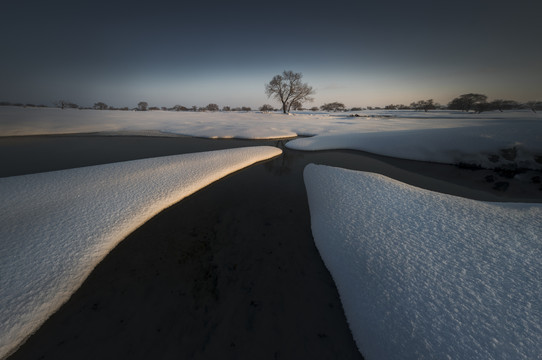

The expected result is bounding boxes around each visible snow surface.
[0,146,281,359]
[1,106,541,169]
[304,164,542,360]
[287,125,542,170]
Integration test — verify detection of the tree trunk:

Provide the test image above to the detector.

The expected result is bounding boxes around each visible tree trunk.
[282,102,287,114]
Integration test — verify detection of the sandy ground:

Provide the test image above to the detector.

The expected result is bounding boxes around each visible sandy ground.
[3,134,541,360]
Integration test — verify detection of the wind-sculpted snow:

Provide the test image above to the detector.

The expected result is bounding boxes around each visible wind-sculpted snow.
[0,146,281,359]
[304,164,542,359]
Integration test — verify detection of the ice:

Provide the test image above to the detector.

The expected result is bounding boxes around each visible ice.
[304,164,542,359]
[0,146,281,359]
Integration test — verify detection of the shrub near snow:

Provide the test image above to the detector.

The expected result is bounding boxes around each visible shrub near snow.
[304,164,542,360]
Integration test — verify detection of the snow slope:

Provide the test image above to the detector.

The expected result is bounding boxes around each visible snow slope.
[304,164,542,359]
[0,146,281,359]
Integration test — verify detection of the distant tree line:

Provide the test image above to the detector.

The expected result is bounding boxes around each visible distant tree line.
[316,94,541,113]
[2,93,540,114]
[446,93,542,113]
[0,101,255,112]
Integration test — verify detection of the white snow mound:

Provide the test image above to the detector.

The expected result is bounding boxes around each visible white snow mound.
[304,164,542,360]
[0,146,281,359]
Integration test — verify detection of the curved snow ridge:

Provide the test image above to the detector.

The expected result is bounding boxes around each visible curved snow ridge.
[0,146,281,359]
[304,164,542,360]
[287,125,542,169]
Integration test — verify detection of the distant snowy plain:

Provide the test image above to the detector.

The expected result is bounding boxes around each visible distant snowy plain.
[0,147,281,359]
[1,107,541,359]
[1,106,541,169]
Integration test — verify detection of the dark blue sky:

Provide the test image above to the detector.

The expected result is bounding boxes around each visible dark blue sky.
[1,0,540,108]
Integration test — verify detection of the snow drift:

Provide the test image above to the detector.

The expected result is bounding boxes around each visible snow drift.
[287,125,542,170]
[0,146,281,359]
[304,164,542,359]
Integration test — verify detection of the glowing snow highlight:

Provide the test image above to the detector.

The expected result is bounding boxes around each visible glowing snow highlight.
[304,164,542,359]
[0,146,281,359]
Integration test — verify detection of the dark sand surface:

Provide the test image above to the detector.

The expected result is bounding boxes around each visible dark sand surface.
[3,134,541,360]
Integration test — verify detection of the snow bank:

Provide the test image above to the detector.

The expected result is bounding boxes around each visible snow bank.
[288,124,542,169]
[304,164,542,360]
[2,107,540,169]
[0,146,281,359]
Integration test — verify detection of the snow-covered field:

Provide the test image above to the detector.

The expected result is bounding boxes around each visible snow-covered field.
[0,146,281,359]
[304,164,542,359]
[1,107,541,359]
[1,106,541,169]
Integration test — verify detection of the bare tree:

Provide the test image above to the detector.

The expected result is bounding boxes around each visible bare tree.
[265,70,315,114]
[524,101,542,113]
[54,100,67,109]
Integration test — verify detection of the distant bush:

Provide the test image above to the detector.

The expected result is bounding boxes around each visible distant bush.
[447,93,487,112]
[259,104,274,112]
[172,105,188,111]
[321,102,346,112]
[291,100,303,111]
[241,106,252,111]
[206,103,219,111]
[410,99,437,112]
[93,102,108,110]
[137,101,148,111]
[54,100,78,109]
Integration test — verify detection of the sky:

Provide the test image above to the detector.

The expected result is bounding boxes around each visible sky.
[1,0,541,109]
